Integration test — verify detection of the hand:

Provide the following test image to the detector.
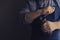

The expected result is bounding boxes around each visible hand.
[47,21,60,31]
[43,6,55,14]
[43,21,60,33]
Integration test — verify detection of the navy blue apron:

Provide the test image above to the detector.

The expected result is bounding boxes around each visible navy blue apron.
[31,0,60,40]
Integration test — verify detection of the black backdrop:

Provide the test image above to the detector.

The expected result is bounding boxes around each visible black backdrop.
[0,0,32,40]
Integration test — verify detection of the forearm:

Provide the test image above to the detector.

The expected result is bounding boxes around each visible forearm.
[25,9,43,23]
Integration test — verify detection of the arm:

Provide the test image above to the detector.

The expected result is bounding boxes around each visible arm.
[44,21,60,40]
[25,6,55,23]
[18,0,55,24]
[25,9,43,23]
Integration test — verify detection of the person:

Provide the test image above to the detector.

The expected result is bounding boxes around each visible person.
[18,0,60,40]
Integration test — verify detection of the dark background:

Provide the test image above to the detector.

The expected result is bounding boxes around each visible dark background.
[0,0,32,40]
